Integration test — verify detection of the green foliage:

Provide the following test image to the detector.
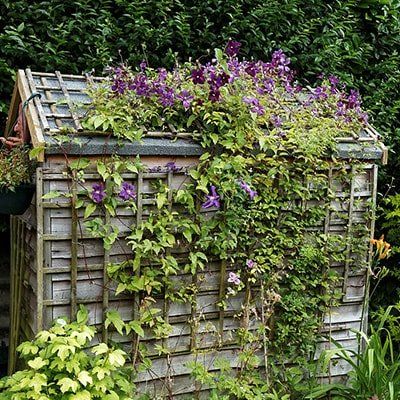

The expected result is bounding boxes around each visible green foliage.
[0,145,34,191]
[0,306,134,399]
[308,306,400,400]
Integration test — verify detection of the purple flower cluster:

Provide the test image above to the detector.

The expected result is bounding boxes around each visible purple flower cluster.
[91,181,136,204]
[207,70,230,102]
[243,96,265,116]
[239,180,257,200]
[129,74,150,96]
[271,115,282,128]
[111,67,129,95]
[202,185,220,209]
[165,161,182,172]
[107,41,368,129]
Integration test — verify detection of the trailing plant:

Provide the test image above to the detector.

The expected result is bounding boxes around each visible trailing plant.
[0,145,34,191]
[59,43,373,396]
[0,306,134,399]
[308,306,400,400]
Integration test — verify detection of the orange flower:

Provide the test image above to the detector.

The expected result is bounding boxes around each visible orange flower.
[370,235,391,260]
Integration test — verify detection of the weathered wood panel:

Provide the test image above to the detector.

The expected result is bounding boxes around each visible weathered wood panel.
[9,158,377,395]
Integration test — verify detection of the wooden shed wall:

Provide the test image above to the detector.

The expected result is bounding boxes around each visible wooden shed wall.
[9,156,377,398]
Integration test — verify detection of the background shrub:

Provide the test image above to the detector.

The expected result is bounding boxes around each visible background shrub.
[0,0,399,306]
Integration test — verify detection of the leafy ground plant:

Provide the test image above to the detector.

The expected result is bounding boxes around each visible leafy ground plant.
[0,306,134,400]
[307,306,400,400]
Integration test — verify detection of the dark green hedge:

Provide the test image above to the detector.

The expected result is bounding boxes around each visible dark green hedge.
[0,0,400,301]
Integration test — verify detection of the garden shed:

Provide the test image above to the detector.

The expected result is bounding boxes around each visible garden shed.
[5,68,387,397]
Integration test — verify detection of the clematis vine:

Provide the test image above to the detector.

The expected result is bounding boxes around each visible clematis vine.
[202,185,220,209]
[91,183,106,203]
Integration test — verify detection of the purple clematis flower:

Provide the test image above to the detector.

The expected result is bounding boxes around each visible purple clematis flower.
[239,180,258,200]
[158,86,175,107]
[119,182,136,201]
[246,259,255,269]
[128,74,150,96]
[228,272,241,285]
[208,87,221,102]
[111,79,127,95]
[191,68,206,84]
[177,90,194,110]
[202,185,220,209]
[271,115,282,127]
[225,40,241,58]
[139,60,147,71]
[165,161,181,172]
[91,183,106,203]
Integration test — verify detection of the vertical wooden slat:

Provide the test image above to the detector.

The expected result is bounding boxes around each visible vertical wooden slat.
[102,209,111,343]
[189,274,198,351]
[342,166,355,299]
[25,68,50,131]
[8,217,18,374]
[13,220,25,372]
[217,260,227,343]
[324,166,333,383]
[36,168,45,331]
[132,171,143,366]
[163,171,173,397]
[361,165,379,335]
[70,171,79,319]
[55,71,83,131]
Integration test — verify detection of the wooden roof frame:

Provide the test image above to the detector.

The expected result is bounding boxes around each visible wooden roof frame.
[5,69,388,164]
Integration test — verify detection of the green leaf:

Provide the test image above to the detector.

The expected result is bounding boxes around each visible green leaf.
[156,192,167,209]
[70,158,90,171]
[58,377,79,393]
[129,321,145,337]
[27,356,47,370]
[42,190,63,200]
[73,390,91,400]
[108,349,126,367]
[97,163,108,180]
[84,203,97,219]
[29,145,45,160]
[77,371,93,387]
[92,343,109,356]
[76,305,89,325]
[187,114,196,128]
[105,310,125,335]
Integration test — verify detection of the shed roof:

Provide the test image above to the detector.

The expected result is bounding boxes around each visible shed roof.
[6,69,387,163]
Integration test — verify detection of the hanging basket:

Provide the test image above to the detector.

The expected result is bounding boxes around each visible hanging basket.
[0,184,35,215]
